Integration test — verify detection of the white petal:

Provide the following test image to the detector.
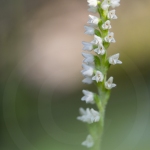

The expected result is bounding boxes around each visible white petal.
[101,1,110,10]
[111,38,116,43]
[88,15,99,27]
[94,46,105,55]
[91,109,100,122]
[94,48,100,54]
[91,35,103,44]
[82,135,94,148]
[105,77,116,89]
[109,53,122,65]
[92,71,104,82]
[77,108,100,124]
[117,60,122,64]
[82,77,93,84]
[83,90,90,95]
[82,68,93,76]
[102,0,120,9]
[110,0,120,8]
[82,52,94,64]
[96,76,99,83]
[91,108,99,115]
[88,6,97,13]
[108,76,113,83]
[84,26,95,35]
[102,20,111,30]
[113,53,119,59]
[79,107,87,115]
[82,41,93,51]
[111,83,116,88]
[87,0,98,7]
[108,10,118,19]
[105,32,116,43]
[81,96,86,101]
[81,64,94,76]
[81,90,94,104]
[92,76,96,80]
[82,63,89,70]
[82,52,93,58]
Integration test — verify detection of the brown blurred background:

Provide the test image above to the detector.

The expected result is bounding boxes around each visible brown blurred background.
[0,0,150,150]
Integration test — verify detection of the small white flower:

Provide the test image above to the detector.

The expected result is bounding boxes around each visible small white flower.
[84,26,95,35]
[101,0,120,10]
[87,0,98,7]
[102,20,111,30]
[82,41,93,51]
[108,10,118,19]
[105,77,116,89]
[77,108,100,124]
[91,35,103,45]
[92,71,104,82]
[101,0,110,10]
[82,53,94,64]
[82,77,93,84]
[94,44,105,55]
[110,0,120,8]
[87,15,99,27]
[109,53,122,65]
[81,64,94,76]
[105,32,116,43]
[82,135,94,148]
[88,6,97,13]
[81,90,95,104]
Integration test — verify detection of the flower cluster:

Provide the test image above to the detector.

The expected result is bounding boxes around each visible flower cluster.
[77,108,100,124]
[78,0,122,148]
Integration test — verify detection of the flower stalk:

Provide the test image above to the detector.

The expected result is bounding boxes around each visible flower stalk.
[77,0,122,149]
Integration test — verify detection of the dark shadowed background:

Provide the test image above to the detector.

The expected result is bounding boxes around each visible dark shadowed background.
[0,0,150,150]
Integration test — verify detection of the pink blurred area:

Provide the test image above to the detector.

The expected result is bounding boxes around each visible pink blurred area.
[19,0,91,91]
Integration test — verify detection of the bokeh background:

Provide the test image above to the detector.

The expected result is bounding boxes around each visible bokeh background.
[0,0,150,150]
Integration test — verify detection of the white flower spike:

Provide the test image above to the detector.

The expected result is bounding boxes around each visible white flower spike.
[79,0,122,148]
[105,32,116,43]
[102,20,111,30]
[109,53,122,65]
[84,26,95,35]
[92,71,104,82]
[82,77,93,84]
[77,108,100,124]
[81,90,95,104]
[94,44,105,55]
[82,41,93,51]
[82,135,94,148]
[105,77,116,89]
[87,15,99,27]
[82,53,94,64]
[108,10,118,19]
[101,0,120,10]
[81,64,94,76]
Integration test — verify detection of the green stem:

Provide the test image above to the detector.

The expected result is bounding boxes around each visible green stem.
[89,93,110,150]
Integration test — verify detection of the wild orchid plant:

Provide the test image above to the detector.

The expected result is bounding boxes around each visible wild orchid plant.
[77,0,122,149]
